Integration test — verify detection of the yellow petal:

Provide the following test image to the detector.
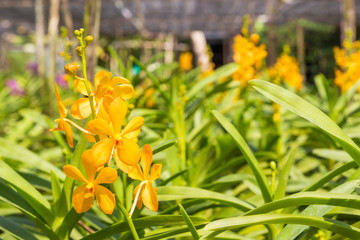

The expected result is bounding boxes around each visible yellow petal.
[94,70,111,90]
[128,164,144,181]
[116,138,140,166]
[74,79,93,96]
[92,138,115,166]
[133,183,143,210]
[63,165,88,183]
[122,129,140,142]
[64,121,73,148]
[94,167,118,184]
[113,85,134,99]
[141,144,153,179]
[149,164,162,181]
[54,84,68,118]
[142,181,158,211]
[109,97,127,136]
[111,76,131,85]
[81,149,97,181]
[71,98,92,120]
[72,185,94,213]
[87,118,114,137]
[95,185,116,214]
[121,116,144,137]
[114,152,133,174]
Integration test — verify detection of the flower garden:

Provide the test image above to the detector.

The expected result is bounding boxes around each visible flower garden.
[1,1,360,239]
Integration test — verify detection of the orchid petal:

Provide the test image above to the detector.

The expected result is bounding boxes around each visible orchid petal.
[64,121,73,148]
[149,164,162,181]
[133,184,143,210]
[142,182,158,211]
[72,185,94,213]
[111,76,131,85]
[116,138,140,166]
[74,80,93,96]
[63,165,88,183]
[128,164,144,181]
[121,116,144,137]
[95,185,116,214]
[71,98,92,120]
[81,149,97,182]
[109,97,127,136]
[113,85,134,99]
[141,144,152,179]
[114,152,133,174]
[87,118,114,137]
[92,138,115,167]
[94,167,118,184]
[54,84,68,118]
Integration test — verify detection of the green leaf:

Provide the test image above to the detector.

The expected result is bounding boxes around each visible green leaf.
[312,149,352,162]
[212,110,272,203]
[186,63,239,100]
[276,180,360,240]
[0,160,53,224]
[245,191,360,216]
[205,214,360,239]
[274,149,296,200]
[143,226,203,240]
[249,79,360,167]
[81,215,208,240]
[0,138,65,178]
[0,215,38,240]
[157,186,254,212]
[152,139,177,155]
[179,204,200,240]
[57,208,84,240]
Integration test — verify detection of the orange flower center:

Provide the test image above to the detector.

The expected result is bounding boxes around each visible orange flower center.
[84,182,95,198]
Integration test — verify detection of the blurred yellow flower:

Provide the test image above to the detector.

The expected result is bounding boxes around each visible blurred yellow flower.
[232,34,267,87]
[334,41,360,93]
[63,149,118,214]
[179,52,193,71]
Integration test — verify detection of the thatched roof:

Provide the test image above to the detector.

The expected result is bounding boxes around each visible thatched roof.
[0,0,359,39]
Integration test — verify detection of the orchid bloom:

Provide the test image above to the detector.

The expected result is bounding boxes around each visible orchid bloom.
[87,97,144,168]
[63,149,118,214]
[49,84,73,148]
[71,70,134,119]
[128,145,162,215]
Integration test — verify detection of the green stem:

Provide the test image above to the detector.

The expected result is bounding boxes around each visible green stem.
[118,203,140,240]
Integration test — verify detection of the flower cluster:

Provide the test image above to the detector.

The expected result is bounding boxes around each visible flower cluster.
[268,49,303,91]
[232,33,267,87]
[333,40,360,93]
[51,30,162,215]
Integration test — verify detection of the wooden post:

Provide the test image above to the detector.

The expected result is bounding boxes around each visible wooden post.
[190,31,209,71]
[47,0,60,113]
[340,0,356,44]
[60,0,77,59]
[266,0,277,65]
[296,23,306,79]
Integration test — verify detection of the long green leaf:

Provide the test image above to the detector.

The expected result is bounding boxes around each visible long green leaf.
[276,180,359,240]
[204,214,360,239]
[157,186,254,211]
[81,215,208,240]
[186,63,239,100]
[249,79,360,166]
[179,204,200,239]
[0,160,53,224]
[245,192,360,216]
[0,215,38,240]
[212,110,272,203]
[0,138,64,178]
[274,149,296,200]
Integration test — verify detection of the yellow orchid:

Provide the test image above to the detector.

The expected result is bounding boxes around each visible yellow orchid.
[63,149,118,214]
[49,84,73,148]
[128,145,162,215]
[71,70,134,119]
[87,97,144,168]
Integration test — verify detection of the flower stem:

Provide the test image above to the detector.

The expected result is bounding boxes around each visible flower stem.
[118,202,140,240]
